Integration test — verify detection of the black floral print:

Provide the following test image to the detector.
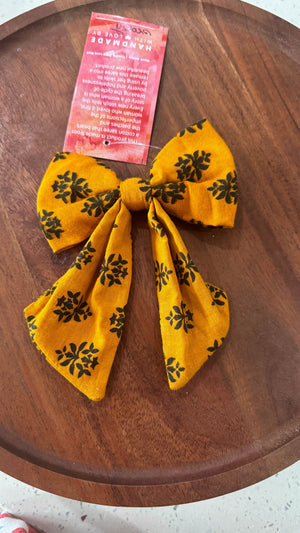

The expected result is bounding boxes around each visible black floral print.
[53,291,92,322]
[179,119,207,137]
[189,219,222,228]
[56,341,99,378]
[207,170,238,204]
[175,150,211,182]
[138,179,152,201]
[38,210,64,240]
[99,254,128,286]
[166,357,185,383]
[166,301,194,333]
[174,252,198,285]
[71,241,96,270]
[151,218,166,237]
[189,218,204,225]
[81,189,119,217]
[139,180,186,205]
[51,171,93,203]
[26,315,37,341]
[152,182,186,204]
[154,261,173,291]
[53,152,70,162]
[44,284,57,297]
[207,338,224,355]
[206,283,227,306]
[109,306,126,338]
[96,160,112,170]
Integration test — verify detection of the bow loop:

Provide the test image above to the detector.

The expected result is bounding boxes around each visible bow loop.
[25,119,238,400]
[149,119,237,227]
[37,152,120,252]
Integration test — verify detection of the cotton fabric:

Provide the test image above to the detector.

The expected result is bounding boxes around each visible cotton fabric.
[24,119,238,400]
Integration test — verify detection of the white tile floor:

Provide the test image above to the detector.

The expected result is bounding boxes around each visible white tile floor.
[0,463,300,533]
[0,462,300,533]
[0,1,299,531]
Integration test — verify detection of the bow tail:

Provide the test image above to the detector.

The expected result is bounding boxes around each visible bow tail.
[24,199,132,401]
[148,199,229,390]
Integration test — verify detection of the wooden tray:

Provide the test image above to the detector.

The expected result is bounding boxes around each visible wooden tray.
[0,0,299,506]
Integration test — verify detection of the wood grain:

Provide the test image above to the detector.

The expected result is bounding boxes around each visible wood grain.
[0,0,299,506]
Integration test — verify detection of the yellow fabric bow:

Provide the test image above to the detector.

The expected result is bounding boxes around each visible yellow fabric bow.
[24,119,238,401]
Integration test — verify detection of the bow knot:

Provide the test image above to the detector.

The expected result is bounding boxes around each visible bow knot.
[25,119,238,401]
[120,177,150,211]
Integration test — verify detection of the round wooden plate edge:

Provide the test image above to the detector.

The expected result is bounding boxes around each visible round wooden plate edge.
[0,3,57,40]
[1,0,299,42]
[0,436,298,506]
[1,0,299,507]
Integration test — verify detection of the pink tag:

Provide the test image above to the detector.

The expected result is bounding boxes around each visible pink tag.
[63,13,168,164]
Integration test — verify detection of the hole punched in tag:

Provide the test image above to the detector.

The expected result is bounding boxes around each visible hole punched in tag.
[102,139,162,150]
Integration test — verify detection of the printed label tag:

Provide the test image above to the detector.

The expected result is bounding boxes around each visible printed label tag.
[63,13,168,164]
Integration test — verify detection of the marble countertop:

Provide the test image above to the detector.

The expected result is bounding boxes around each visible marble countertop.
[0,1,299,532]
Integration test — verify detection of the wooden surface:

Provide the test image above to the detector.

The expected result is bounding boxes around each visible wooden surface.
[0,0,299,507]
